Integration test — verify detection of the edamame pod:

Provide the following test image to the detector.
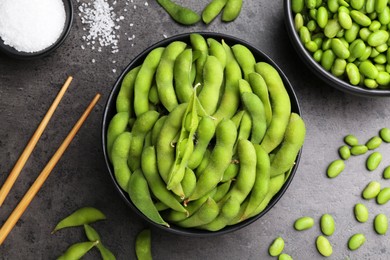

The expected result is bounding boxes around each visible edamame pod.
[241,92,267,144]
[202,0,228,24]
[57,241,99,260]
[156,41,187,112]
[107,112,129,159]
[222,0,243,22]
[188,119,237,201]
[156,0,200,25]
[84,224,116,260]
[270,113,306,177]
[213,180,232,202]
[116,66,140,115]
[255,62,291,153]
[175,197,219,228]
[182,168,197,199]
[248,72,272,126]
[174,49,194,103]
[190,34,208,85]
[111,132,132,190]
[135,229,152,260]
[221,163,239,182]
[128,169,169,227]
[232,44,256,80]
[133,47,165,116]
[207,38,227,69]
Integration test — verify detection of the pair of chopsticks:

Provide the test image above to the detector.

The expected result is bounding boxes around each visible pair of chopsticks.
[0,77,101,245]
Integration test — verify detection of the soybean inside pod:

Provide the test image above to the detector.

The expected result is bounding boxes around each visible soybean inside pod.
[103,32,304,235]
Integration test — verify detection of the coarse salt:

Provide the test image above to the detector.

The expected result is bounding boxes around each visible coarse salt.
[0,0,66,53]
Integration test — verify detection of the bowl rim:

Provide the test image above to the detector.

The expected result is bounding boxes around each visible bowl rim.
[102,31,303,237]
[283,0,390,97]
[0,0,73,60]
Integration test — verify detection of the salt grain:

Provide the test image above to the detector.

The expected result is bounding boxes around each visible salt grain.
[0,0,66,53]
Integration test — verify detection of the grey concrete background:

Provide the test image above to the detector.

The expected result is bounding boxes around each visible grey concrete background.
[0,0,390,259]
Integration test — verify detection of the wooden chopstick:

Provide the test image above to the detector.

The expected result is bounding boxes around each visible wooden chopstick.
[0,93,101,246]
[0,76,73,207]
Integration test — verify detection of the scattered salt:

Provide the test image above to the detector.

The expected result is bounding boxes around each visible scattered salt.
[0,0,66,53]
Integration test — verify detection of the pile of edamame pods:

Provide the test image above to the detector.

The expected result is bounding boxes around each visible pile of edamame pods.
[292,0,390,89]
[106,33,306,231]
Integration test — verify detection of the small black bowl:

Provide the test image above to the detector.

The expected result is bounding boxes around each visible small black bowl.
[0,0,73,60]
[102,32,302,237]
[284,0,390,97]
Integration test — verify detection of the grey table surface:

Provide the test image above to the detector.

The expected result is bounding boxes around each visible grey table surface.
[1,0,390,259]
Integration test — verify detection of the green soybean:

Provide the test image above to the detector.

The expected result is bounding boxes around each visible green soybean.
[350,145,368,155]
[338,145,351,160]
[354,203,369,222]
[365,136,382,150]
[360,60,379,79]
[346,63,361,85]
[156,0,200,25]
[350,10,372,27]
[292,0,304,13]
[294,13,304,31]
[377,187,390,204]
[202,0,227,24]
[327,159,345,178]
[376,0,389,13]
[374,213,388,235]
[351,0,365,10]
[316,235,333,257]
[332,58,347,76]
[268,237,285,257]
[324,19,341,38]
[368,30,390,46]
[321,49,336,71]
[52,207,106,233]
[348,233,366,250]
[135,229,152,260]
[366,151,382,171]
[383,166,390,179]
[278,254,293,260]
[339,11,353,30]
[379,127,390,142]
[363,181,381,199]
[294,216,314,231]
[317,6,329,28]
[57,241,98,260]
[321,214,335,236]
[345,23,360,43]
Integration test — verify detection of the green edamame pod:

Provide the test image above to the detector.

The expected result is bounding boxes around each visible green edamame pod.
[174,49,194,103]
[128,110,160,172]
[248,72,272,126]
[128,169,169,227]
[135,229,152,260]
[188,119,237,201]
[232,44,256,80]
[236,111,252,146]
[107,112,129,160]
[198,55,224,115]
[151,115,167,145]
[270,113,306,177]
[116,66,141,115]
[221,163,239,182]
[156,41,187,112]
[222,0,243,22]
[190,34,208,85]
[57,241,99,260]
[52,207,106,233]
[133,47,164,116]
[202,0,228,24]
[207,38,227,69]
[212,41,241,124]
[141,146,187,213]
[84,225,116,260]
[188,116,216,169]
[176,197,219,228]
[111,132,132,190]
[255,62,291,153]
[156,0,200,25]
[242,144,270,219]
[213,180,232,202]
[182,168,197,199]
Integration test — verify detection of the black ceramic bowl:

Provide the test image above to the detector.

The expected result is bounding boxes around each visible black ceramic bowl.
[0,0,73,60]
[102,32,302,236]
[284,0,390,97]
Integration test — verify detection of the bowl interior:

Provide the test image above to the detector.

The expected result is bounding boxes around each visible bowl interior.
[0,0,73,60]
[102,32,302,236]
[283,0,390,97]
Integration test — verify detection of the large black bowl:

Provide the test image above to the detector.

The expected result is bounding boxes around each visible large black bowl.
[0,0,73,60]
[102,32,302,237]
[284,0,390,97]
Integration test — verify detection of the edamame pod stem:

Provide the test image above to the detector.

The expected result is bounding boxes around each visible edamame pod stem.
[175,197,219,228]
[141,146,188,214]
[232,44,256,80]
[111,132,132,191]
[107,112,129,161]
[57,241,99,260]
[134,47,165,117]
[135,229,152,260]
[207,38,227,69]
[199,196,241,231]
[128,110,160,172]
[116,66,141,115]
[188,119,237,202]
[241,144,270,220]
[174,49,194,103]
[222,0,243,22]
[198,55,224,115]
[248,72,272,126]
[188,116,216,169]
[52,207,106,233]
[156,41,187,112]
[190,34,208,85]
[270,113,306,177]
[156,0,201,25]
[255,62,291,153]
[212,42,242,124]
[128,169,169,227]
[241,92,267,144]
[202,0,228,24]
